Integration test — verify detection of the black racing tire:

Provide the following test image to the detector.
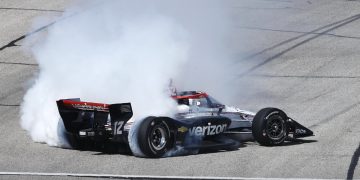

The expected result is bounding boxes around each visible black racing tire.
[252,108,288,146]
[137,117,173,158]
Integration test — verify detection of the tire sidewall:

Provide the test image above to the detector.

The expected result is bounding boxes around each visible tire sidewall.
[138,117,172,158]
[252,108,288,146]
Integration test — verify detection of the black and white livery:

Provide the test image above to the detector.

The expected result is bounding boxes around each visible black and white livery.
[56,91,313,158]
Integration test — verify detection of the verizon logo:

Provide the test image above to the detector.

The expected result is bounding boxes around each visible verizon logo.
[189,124,227,136]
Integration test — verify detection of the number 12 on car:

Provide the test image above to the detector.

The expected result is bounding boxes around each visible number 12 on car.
[114,121,124,135]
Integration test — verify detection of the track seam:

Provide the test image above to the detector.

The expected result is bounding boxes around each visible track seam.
[251,74,360,79]
[0,104,20,107]
[237,26,360,40]
[238,14,360,77]
[0,2,106,68]
[240,14,360,61]
[0,61,38,66]
[0,172,335,180]
[0,7,63,12]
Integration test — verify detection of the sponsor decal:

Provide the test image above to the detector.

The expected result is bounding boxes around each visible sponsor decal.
[188,123,227,136]
[72,104,108,111]
[295,128,307,134]
[178,126,188,133]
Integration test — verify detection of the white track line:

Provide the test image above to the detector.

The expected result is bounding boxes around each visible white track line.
[0,172,338,180]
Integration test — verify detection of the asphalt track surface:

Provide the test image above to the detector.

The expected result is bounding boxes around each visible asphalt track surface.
[1,0,360,179]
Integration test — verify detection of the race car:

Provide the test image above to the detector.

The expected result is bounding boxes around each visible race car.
[56,91,313,158]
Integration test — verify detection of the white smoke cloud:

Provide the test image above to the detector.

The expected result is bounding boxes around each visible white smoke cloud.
[21,0,234,147]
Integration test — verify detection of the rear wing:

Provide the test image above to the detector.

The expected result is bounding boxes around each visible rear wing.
[56,99,133,141]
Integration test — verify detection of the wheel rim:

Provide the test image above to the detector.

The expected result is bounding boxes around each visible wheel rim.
[149,124,167,151]
[266,116,285,140]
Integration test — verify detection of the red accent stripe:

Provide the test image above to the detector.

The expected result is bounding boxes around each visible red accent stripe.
[62,100,109,111]
[172,93,208,100]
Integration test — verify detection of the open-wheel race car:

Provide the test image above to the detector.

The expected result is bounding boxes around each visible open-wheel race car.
[57,91,313,158]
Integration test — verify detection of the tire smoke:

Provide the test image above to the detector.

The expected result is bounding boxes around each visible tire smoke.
[21,0,234,148]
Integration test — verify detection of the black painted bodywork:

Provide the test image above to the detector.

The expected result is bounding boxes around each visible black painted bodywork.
[57,98,313,151]
[57,99,235,150]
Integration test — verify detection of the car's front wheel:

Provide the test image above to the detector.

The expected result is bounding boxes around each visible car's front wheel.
[252,108,288,146]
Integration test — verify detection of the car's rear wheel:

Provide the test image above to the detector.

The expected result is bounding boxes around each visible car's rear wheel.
[252,108,288,146]
[137,117,173,158]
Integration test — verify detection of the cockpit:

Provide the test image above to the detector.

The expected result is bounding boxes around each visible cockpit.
[173,91,225,113]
